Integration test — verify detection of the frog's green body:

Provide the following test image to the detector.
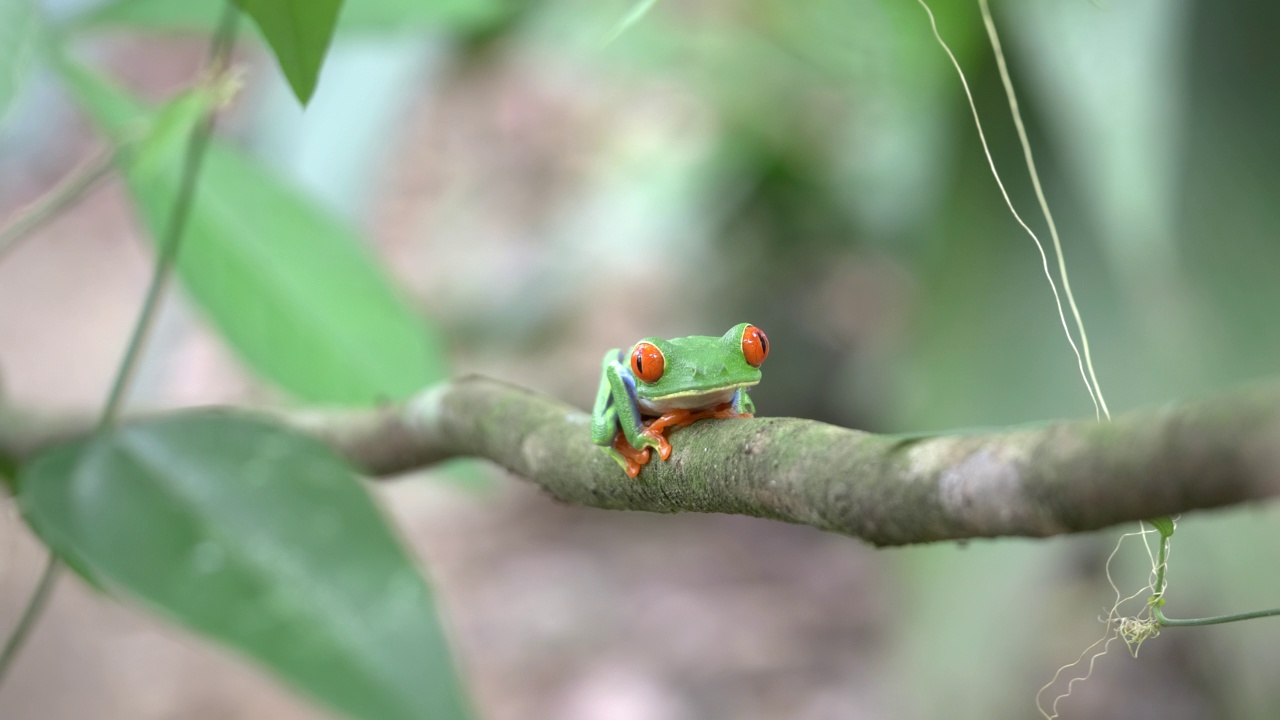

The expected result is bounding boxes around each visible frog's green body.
[591,323,767,476]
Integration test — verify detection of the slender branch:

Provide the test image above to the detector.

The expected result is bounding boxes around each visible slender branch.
[10,376,1279,547]
[310,377,1280,546]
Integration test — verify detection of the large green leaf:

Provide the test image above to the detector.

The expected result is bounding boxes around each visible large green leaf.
[231,0,345,105]
[59,61,446,404]
[18,411,472,720]
[0,0,41,123]
[70,0,509,34]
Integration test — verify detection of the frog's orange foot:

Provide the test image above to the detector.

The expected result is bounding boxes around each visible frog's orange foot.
[640,426,674,461]
[611,432,652,478]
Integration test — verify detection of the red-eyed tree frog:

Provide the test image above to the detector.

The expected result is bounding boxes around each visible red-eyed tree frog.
[591,323,769,477]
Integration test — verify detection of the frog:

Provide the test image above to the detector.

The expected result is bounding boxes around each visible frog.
[590,323,769,477]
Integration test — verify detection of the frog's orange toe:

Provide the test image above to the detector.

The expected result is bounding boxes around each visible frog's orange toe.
[612,432,652,478]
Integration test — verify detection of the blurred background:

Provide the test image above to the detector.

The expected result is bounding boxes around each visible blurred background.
[1,0,1279,717]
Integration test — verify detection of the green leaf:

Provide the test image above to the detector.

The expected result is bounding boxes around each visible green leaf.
[1147,516,1175,538]
[230,0,344,105]
[0,0,42,123]
[18,411,472,720]
[71,0,510,35]
[59,61,447,404]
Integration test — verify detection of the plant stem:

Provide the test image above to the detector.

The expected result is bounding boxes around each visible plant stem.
[0,555,59,677]
[100,5,239,424]
[0,148,118,260]
[1152,527,1170,602]
[1152,524,1280,627]
[1155,605,1280,627]
[0,1,241,688]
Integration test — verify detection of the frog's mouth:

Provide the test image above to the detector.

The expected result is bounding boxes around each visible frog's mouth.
[636,381,757,415]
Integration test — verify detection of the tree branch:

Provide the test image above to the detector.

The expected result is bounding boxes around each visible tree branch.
[4,376,1280,546]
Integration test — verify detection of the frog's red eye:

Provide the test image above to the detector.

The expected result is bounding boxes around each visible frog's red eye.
[631,342,665,383]
[741,325,769,367]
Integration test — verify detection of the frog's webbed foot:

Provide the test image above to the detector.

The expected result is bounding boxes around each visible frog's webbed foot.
[639,425,674,461]
[610,432,653,478]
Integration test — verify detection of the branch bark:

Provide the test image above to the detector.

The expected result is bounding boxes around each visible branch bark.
[4,376,1280,546]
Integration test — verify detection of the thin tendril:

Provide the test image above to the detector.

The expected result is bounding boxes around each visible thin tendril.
[917,2,1123,708]
[1035,525,1154,719]
[915,0,1102,420]
[978,0,1111,420]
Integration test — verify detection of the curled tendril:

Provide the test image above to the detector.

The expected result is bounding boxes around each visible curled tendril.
[1116,616,1161,657]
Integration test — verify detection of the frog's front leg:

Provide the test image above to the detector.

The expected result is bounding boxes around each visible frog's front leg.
[591,350,664,476]
[733,388,755,417]
[590,349,623,447]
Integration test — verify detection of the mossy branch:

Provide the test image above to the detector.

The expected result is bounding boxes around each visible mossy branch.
[4,376,1280,547]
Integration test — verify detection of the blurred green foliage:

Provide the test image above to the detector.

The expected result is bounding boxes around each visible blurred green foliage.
[2,0,1279,718]
[5,1,482,717]
[74,0,511,34]
[61,62,449,404]
[0,0,41,122]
